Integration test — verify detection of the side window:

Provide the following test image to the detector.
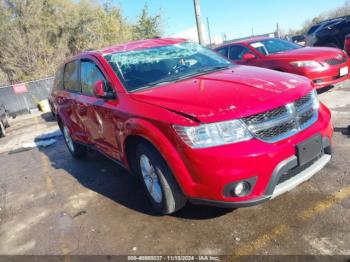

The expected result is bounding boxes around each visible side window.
[53,66,64,90]
[229,45,253,60]
[63,60,80,92]
[80,61,109,96]
[216,47,228,58]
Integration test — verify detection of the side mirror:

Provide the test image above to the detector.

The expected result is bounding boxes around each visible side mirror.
[93,80,115,99]
[242,53,256,61]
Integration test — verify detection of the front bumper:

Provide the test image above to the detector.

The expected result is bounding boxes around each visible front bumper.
[312,74,350,89]
[294,61,350,89]
[189,139,332,208]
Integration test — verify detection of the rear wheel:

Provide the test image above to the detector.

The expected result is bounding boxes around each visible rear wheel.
[3,113,10,128]
[136,143,186,215]
[62,125,86,158]
[0,122,6,137]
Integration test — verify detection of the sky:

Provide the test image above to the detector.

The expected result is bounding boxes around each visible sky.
[112,0,346,43]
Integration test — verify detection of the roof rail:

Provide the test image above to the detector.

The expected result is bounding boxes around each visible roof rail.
[316,15,350,25]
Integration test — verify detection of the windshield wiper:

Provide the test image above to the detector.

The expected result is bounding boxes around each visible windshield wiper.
[131,76,183,92]
[195,65,232,74]
[131,65,232,92]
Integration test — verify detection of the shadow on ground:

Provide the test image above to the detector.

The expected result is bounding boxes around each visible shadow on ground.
[40,112,56,122]
[36,135,232,219]
[334,126,350,137]
[316,85,335,95]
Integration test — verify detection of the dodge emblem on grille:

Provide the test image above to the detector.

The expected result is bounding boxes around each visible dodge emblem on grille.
[337,54,343,60]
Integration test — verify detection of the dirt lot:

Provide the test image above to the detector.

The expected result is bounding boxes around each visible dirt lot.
[0,82,350,256]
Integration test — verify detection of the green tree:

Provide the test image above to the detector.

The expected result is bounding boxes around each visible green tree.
[288,0,350,36]
[133,4,162,39]
[0,0,162,85]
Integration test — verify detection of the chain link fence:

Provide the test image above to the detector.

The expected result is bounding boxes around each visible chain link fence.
[0,77,54,116]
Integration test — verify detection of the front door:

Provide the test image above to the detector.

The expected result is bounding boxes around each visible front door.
[79,59,120,159]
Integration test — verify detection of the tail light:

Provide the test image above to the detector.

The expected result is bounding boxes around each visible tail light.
[344,34,350,55]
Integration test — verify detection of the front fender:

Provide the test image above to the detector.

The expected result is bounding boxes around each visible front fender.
[122,118,196,197]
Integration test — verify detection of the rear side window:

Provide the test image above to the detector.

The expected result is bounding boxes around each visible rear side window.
[229,45,253,60]
[63,60,80,92]
[80,61,107,96]
[216,47,228,58]
[53,66,64,90]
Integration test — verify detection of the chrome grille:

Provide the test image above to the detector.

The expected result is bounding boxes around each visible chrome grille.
[299,107,315,126]
[324,56,347,65]
[255,120,296,139]
[244,106,287,125]
[295,92,312,110]
[243,91,318,143]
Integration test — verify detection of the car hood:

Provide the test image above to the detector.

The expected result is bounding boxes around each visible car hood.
[268,46,345,61]
[130,66,313,123]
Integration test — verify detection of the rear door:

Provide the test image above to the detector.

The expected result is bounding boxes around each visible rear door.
[60,60,87,143]
[79,58,120,159]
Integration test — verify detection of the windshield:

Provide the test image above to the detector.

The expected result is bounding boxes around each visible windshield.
[104,42,232,92]
[249,38,301,55]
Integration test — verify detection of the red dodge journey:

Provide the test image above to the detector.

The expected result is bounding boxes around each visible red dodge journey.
[50,38,333,214]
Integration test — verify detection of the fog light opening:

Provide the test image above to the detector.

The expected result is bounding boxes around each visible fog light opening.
[233,181,251,197]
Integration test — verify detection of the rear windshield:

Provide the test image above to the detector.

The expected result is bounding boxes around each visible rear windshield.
[104,42,232,92]
[249,38,301,55]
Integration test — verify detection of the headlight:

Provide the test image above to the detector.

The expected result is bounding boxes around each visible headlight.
[311,89,319,110]
[173,120,252,149]
[290,61,324,69]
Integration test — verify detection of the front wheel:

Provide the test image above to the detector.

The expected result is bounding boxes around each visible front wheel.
[62,125,86,158]
[136,143,186,215]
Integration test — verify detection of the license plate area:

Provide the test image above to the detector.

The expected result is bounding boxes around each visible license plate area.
[340,66,348,77]
[296,134,323,166]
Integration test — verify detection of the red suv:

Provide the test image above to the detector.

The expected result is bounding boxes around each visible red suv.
[51,38,333,214]
[215,37,350,90]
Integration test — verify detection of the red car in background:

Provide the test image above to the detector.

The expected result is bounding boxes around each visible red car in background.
[215,37,350,90]
[51,38,333,214]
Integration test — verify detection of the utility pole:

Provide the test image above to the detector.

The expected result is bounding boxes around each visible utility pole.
[222,33,227,42]
[193,0,204,45]
[206,17,212,47]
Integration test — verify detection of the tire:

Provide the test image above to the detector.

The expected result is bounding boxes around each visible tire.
[4,114,10,128]
[0,121,6,137]
[136,143,186,215]
[62,125,86,158]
